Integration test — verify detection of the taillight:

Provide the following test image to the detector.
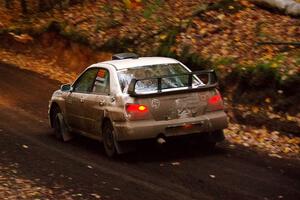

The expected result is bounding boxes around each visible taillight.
[207,93,224,111]
[126,104,148,113]
[208,94,221,105]
[126,104,149,120]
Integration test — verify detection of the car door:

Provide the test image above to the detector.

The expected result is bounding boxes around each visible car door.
[65,68,98,131]
[81,68,112,136]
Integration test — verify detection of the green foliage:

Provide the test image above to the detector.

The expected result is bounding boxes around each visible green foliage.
[228,54,287,92]
[215,57,236,66]
[142,0,162,19]
[142,7,153,19]
[192,4,209,16]
[243,63,280,88]
[296,57,300,65]
[94,17,101,33]
[156,28,212,71]
[61,26,89,44]
[179,46,212,71]
[101,37,134,53]
[102,4,112,13]
[42,21,89,44]
[229,62,281,98]
[156,29,179,57]
[226,59,300,113]
[163,30,178,49]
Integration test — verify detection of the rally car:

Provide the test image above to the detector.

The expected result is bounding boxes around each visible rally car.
[48,53,228,157]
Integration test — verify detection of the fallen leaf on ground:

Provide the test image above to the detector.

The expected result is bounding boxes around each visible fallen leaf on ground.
[251,107,259,113]
[265,98,271,103]
[286,115,294,121]
[268,154,282,159]
[171,162,180,166]
[91,193,101,199]
[209,174,216,179]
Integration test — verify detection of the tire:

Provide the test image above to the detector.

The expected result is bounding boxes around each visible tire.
[53,113,64,141]
[52,112,73,142]
[201,130,225,151]
[196,132,219,152]
[102,121,117,157]
[210,130,225,142]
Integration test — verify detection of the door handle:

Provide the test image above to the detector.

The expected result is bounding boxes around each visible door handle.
[99,99,106,106]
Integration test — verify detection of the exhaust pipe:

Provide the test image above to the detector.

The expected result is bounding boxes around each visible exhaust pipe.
[157,137,166,145]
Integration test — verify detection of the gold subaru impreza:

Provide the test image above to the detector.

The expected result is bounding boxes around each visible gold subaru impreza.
[48,53,228,157]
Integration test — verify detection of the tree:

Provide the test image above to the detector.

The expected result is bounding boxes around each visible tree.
[251,0,300,16]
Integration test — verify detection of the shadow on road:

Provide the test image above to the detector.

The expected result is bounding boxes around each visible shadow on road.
[45,133,228,163]
[119,143,227,163]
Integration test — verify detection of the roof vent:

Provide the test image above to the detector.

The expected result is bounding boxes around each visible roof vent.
[112,53,139,60]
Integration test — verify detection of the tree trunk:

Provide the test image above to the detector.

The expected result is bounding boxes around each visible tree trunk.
[251,0,300,16]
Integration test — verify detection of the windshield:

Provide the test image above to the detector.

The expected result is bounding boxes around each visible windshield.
[117,63,201,93]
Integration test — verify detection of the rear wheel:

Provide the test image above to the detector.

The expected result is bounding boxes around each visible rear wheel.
[198,130,224,151]
[102,121,117,157]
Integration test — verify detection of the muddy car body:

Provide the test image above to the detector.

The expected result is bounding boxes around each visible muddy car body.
[48,53,228,157]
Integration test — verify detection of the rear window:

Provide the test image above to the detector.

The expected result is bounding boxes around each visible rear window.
[117,63,201,93]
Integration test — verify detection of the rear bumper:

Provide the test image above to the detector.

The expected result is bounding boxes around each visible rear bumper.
[113,110,228,141]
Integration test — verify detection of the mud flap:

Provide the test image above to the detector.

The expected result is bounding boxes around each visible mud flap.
[208,130,225,142]
[114,138,136,154]
[57,113,73,142]
[112,131,136,154]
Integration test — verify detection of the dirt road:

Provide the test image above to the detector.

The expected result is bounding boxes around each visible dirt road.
[0,62,299,200]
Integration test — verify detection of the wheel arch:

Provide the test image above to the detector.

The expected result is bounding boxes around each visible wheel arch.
[49,102,61,128]
[101,117,112,131]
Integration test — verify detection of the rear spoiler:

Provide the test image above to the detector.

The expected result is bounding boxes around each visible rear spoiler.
[127,69,218,97]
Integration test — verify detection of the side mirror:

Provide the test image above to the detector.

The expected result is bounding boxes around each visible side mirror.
[60,84,73,92]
